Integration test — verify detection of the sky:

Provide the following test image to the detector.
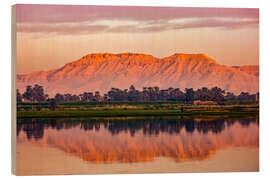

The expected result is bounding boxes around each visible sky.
[16,4,259,74]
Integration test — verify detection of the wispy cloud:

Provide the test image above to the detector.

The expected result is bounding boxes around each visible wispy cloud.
[16,4,259,35]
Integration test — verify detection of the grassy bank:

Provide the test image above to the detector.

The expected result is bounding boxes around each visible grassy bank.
[17,102,259,118]
[17,108,259,118]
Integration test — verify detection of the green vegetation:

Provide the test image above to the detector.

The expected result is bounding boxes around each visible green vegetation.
[17,84,259,119]
[17,103,258,118]
[17,84,259,104]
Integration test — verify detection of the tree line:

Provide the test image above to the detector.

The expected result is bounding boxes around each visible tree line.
[16,84,259,104]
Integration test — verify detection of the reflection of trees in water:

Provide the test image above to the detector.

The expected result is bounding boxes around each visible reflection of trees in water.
[17,117,258,140]
[17,123,44,140]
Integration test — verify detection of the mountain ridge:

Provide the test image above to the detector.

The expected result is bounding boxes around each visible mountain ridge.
[17,53,259,96]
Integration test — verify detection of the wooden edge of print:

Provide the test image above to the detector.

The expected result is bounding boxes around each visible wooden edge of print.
[11,4,16,175]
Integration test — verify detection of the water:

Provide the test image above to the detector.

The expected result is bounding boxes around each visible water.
[16,116,259,175]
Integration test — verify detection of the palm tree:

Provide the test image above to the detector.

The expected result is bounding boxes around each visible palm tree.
[185,88,195,104]
[16,89,22,102]
[22,85,34,102]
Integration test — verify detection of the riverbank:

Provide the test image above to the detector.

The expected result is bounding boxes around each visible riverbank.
[17,108,259,118]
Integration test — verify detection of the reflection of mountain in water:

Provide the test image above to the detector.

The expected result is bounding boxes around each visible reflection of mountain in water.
[17,117,259,163]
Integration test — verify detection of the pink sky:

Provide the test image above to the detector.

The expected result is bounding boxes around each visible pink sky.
[16,4,259,74]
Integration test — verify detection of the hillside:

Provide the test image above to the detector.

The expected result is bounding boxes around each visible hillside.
[17,53,259,96]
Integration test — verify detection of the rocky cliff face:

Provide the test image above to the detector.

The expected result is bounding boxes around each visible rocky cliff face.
[232,65,259,77]
[17,53,259,96]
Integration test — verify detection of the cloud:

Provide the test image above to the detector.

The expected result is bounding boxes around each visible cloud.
[17,23,108,35]
[16,4,259,35]
[169,18,259,30]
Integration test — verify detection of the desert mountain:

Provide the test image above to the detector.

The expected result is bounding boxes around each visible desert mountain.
[17,53,259,96]
[231,65,259,77]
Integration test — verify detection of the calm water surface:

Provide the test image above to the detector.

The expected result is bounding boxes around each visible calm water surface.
[16,116,259,175]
